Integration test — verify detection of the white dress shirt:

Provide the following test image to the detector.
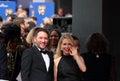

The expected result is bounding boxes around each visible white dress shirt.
[0,80,9,81]
[37,46,50,72]
[42,53,50,71]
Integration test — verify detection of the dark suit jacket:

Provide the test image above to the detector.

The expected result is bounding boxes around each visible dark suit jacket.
[21,46,54,81]
[0,43,8,80]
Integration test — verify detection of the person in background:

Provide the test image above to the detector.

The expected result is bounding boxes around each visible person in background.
[13,17,26,38]
[0,16,3,28]
[21,28,54,81]
[48,29,61,54]
[0,32,6,43]
[16,6,24,17]
[16,5,28,18]
[52,8,65,18]
[0,32,9,81]
[81,32,116,81]
[23,21,36,39]
[13,17,28,45]
[1,21,24,81]
[30,16,37,26]
[57,8,65,17]
[40,17,54,31]
[6,14,17,22]
[54,34,86,81]
[2,21,29,81]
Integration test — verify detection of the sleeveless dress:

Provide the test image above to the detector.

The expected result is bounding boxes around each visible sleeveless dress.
[57,55,82,81]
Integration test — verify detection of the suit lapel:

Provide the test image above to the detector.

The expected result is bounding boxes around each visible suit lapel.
[33,46,47,72]
[47,51,54,72]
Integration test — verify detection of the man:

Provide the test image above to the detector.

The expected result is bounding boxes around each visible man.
[0,33,9,81]
[13,17,29,45]
[52,8,65,18]
[21,28,54,81]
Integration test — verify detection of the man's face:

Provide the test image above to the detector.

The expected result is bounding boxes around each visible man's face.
[38,5,46,15]
[58,9,64,16]
[34,31,49,49]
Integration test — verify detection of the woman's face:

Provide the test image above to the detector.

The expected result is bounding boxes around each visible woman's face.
[60,38,72,55]
[49,31,60,46]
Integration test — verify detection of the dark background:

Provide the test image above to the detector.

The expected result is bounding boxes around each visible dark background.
[102,0,120,80]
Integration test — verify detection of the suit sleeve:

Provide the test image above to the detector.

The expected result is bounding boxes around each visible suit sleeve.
[0,43,8,80]
[21,49,33,81]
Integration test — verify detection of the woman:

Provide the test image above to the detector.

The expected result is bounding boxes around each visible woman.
[54,34,86,81]
[48,29,61,54]
[0,32,9,81]
[81,32,115,81]
[1,22,23,81]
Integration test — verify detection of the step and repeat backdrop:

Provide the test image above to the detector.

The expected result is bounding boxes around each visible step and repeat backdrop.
[0,1,16,21]
[29,2,54,26]
[0,1,72,33]
[0,1,54,26]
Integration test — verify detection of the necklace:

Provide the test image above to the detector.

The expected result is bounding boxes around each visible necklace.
[96,54,99,58]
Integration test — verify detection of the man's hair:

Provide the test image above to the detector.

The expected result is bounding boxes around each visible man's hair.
[33,28,49,37]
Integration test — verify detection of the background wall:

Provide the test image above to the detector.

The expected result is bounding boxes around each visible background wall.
[72,0,102,53]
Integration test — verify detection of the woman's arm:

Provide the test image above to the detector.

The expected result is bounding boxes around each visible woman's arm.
[70,46,87,72]
[73,54,86,72]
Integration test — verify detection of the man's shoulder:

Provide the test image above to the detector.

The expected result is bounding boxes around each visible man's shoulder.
[25,45,37,50]
[22,46,36,54]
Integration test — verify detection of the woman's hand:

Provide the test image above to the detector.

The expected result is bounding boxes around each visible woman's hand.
[69,46,79,56]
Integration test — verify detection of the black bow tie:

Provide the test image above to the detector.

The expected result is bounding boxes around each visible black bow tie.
[40,50,48,54]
